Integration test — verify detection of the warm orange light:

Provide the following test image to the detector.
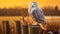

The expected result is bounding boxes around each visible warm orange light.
[0,0,60,9]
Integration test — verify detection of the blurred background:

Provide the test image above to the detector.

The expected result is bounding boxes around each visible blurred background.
[0,0,60,34]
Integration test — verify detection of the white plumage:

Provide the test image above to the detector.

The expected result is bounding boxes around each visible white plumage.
[28,2,46,24]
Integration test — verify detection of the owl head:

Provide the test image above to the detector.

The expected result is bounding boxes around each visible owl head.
[29,2,38,8]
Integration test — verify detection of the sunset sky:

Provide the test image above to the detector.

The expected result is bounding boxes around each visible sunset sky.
[0,0,60,9]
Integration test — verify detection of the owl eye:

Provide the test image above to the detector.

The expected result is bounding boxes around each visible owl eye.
[33,4,36,5]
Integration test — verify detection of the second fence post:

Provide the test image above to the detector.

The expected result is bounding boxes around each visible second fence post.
[23,24,28,34]
[15,21,22,34]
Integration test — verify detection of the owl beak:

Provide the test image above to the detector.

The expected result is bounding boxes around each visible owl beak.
[32,6,34,7]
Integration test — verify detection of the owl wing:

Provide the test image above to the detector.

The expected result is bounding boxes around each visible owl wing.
[32,8,46,24]
[36,8,46,23]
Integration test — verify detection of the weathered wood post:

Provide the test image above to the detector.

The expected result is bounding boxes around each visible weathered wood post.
[23,23,28,34]
[2,21,10,34]
[15,21,21,34]
[30,24,41,34]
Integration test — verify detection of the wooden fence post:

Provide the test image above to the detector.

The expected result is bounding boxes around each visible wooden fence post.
[30,24,41,34]
[2,21,10,34]
[23,24,28,34]
[15,21,21,34]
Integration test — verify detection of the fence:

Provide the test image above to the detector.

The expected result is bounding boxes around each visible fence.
[0,20,41,34]
[0,16,60,34]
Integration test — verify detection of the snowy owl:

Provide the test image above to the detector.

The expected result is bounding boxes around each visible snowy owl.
[28,2,46,25]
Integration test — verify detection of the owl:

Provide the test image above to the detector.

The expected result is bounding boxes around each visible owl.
[28,2,46,25]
